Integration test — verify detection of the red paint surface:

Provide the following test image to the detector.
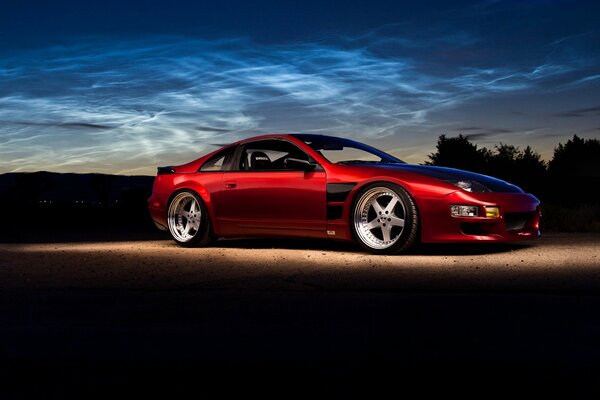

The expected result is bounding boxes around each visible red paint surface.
[148,134,541,244]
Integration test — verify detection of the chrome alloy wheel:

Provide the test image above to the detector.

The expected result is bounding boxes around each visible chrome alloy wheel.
[167,192,202,242]
[353,187,406,250]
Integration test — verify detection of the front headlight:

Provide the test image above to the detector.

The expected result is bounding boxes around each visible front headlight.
[444,179,491,193]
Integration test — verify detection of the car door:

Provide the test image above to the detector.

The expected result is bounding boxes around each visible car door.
[213,138,327,237]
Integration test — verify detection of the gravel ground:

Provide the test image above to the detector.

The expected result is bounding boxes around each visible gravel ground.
[1,233,600,397]
[1,233,599,291]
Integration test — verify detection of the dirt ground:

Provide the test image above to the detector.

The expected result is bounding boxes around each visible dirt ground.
[1,233,599,291]
[1,233,600,397]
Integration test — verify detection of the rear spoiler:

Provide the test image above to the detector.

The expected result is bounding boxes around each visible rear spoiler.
[157,166,175,175]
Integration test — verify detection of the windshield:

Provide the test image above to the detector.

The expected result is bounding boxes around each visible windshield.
[292,134,405,165]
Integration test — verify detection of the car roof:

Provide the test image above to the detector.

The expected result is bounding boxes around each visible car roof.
[240,133,333,141]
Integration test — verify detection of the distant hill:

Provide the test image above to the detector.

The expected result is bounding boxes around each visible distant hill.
[0,172,161,243]
[0,171,154,206]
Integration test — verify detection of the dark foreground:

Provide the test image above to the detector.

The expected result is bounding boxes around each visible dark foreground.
[1,234,600,397]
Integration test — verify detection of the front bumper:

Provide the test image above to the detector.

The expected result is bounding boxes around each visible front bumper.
[418,191,541,243]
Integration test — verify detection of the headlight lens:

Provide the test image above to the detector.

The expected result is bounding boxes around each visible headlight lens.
[450,205,479,217]
[445,179,491,193]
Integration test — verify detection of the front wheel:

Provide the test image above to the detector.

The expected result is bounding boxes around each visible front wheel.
[167,190,213,247]
[351,183,419,254]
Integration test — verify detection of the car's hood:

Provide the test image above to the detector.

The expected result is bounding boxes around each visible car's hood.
[363,163,524,193]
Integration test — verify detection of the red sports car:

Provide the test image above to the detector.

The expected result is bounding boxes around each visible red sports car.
[148,134,541,254]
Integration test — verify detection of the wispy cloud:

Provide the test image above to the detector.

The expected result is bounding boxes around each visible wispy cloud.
[0,120,112,130]
[456,126,513,139]
[0,25,598,174]
[554,106,600,118]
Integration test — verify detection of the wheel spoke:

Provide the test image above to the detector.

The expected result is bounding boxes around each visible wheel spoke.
[371,199,384,215]
[189,200,197,213]
[181,222,191,237]
[384,197,398,214]
[388,215,404,228]
[381,224,392,242]
[366,219,380,230]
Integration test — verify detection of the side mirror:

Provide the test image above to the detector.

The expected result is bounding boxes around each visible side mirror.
[284,157,316,171]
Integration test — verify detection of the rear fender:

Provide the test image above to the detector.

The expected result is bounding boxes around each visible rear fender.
[169,176,219,234]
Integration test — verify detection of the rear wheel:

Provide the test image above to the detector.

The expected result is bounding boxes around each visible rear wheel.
[167,190,213,247]
[351,183,418,254]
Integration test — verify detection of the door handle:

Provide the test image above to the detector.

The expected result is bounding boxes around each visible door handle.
[224,181,237,188]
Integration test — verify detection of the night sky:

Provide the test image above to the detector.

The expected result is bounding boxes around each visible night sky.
[1,0,599,175]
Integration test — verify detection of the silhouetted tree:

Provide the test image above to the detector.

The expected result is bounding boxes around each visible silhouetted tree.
[427,135,548,197]
[486,143,520,178]
[518,146,546,172]
[548,135,600,177]
[519,146,547,177]
[547,135,600,205]
[426,134,488,173]
[487,144,547,195]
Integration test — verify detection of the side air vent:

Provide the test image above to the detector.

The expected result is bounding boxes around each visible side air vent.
[326,183,357,202]
[327,205,343,220]
[157,166,175,175]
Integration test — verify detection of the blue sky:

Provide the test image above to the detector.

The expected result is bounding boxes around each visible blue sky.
[0,0,599,174]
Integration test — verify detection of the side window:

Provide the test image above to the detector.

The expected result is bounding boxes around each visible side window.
[240,140,310,171]
[200,146,236,172]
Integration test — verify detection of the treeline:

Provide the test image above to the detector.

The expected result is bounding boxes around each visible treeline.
[426,134,600,231]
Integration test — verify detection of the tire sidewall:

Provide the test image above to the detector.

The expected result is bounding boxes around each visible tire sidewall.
[350,182,418,255]
[167,190,212,247]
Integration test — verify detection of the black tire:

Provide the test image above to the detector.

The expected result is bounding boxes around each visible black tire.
[166,190,213,247]
[350,182,419,254]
